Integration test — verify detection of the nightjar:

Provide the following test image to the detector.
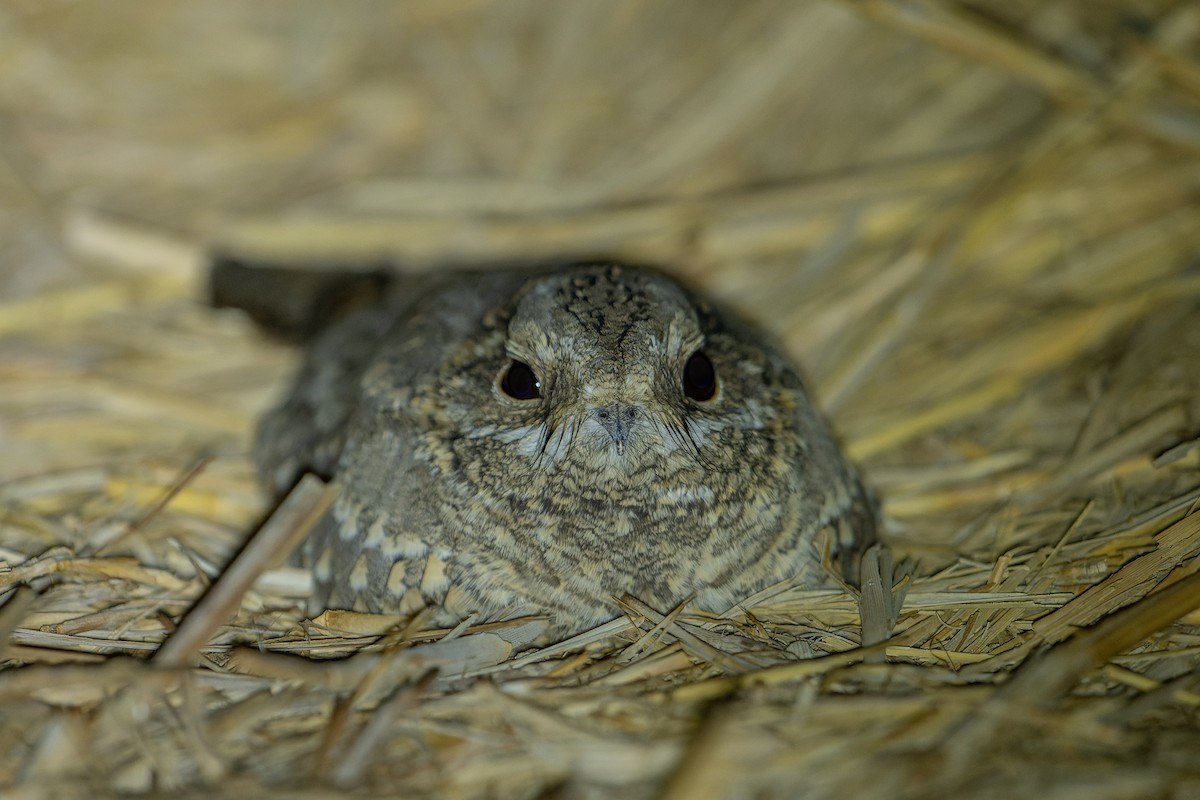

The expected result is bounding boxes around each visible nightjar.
[214,260,876,637]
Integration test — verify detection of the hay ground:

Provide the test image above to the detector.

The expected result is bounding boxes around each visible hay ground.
[2,2,1200,798]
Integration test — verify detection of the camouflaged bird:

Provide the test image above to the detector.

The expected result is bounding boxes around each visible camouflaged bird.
[221,261,876,637]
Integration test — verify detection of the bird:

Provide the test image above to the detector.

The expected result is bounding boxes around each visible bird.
[215,260,876,638]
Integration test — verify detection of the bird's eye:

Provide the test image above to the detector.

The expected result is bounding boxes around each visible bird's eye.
[682,351,717,401]
[500,360,542,400]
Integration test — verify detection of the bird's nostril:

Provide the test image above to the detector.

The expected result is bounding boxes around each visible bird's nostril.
[595,405,637,425]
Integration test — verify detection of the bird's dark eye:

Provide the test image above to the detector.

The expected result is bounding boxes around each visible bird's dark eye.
[500,360,542,400]
[683,351,717,401]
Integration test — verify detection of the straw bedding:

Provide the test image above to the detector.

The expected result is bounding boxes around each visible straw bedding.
[2,2,1200,798]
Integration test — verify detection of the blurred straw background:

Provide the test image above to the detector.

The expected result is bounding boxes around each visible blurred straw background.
[2,1,1200,798]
